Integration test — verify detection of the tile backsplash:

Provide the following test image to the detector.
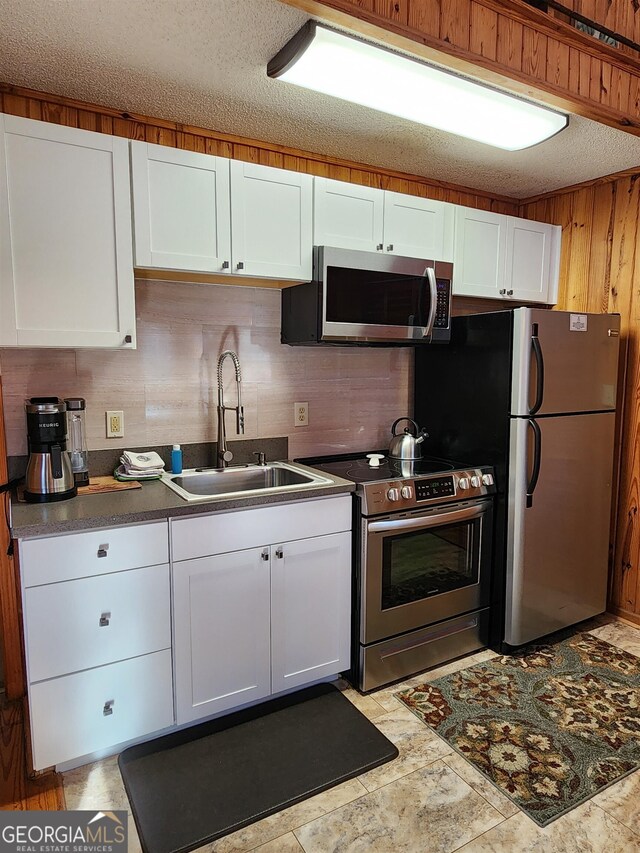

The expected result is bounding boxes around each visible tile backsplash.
[0,280,413,459]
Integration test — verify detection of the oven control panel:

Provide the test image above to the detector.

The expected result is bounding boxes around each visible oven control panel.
[360,467,496,516]
[415,476,455,501]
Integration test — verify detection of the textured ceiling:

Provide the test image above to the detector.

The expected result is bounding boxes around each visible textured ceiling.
[1,0,639,198]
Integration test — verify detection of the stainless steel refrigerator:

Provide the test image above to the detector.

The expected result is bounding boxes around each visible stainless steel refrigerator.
[415,307,620,648]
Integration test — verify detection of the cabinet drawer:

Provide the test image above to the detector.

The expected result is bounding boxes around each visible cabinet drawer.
[29,650,174,770]
[25,564,171,682]
[171,496,352,561]
[21,521,169,587]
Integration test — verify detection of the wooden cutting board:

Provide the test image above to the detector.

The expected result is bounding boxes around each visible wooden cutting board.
[78,475,142,494]
[17,475,142,501]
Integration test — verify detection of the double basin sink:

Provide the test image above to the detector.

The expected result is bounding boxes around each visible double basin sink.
[161,461,333,502]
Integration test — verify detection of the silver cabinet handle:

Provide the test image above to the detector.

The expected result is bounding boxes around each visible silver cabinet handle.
[608,329,620,337]
[499,289,506,295]
[261,548,269,561]
[386,244,394,251]
[237,262,244,270]
[99,612,111,627]
[275,546,284,559]
[507,289,514,296]
[376,243,383,251]
[97,545,109,558]
[221,260,230,269]
[103,700,114,716]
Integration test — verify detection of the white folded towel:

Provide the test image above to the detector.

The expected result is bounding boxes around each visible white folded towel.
[121,450,165,472]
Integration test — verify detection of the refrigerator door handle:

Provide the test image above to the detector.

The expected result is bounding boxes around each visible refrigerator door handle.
[530,323,545,415]
[526,418,542,508]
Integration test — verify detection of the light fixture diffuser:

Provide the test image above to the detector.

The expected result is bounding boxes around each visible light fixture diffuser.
[267,22,568,151]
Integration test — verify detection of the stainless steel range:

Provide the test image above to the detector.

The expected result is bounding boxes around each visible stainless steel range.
[298,452,497,691]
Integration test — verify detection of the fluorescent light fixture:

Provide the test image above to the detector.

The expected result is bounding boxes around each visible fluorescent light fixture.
[267,22,568,151]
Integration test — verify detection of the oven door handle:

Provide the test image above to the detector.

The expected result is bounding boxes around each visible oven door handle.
[367,503,488,534]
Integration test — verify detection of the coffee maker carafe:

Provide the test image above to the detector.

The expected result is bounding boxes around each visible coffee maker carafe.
[24,398,77,503]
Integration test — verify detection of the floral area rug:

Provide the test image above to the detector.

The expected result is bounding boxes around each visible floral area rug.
[396,632,640,826]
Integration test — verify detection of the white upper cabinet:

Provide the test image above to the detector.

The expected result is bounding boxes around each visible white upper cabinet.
[313,178,384,252]
[454,206,560,304]
[230,161,313,281]
[0,114,136,348]
[453,207,507,300]
[313,179,454,262]
[383,192,454,261]
[504,216,560,304]
[131,142,231,274]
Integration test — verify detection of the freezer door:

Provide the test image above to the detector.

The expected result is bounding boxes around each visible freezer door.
[505,411,615,646]
[511,308,620,415]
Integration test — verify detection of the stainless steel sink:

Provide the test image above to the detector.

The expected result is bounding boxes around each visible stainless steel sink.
[161,462,333,502]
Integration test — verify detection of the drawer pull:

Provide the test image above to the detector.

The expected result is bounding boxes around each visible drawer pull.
[275,546,284,559]
[261,549,269,562]
[103,700,114,716]
[97,545,109,558]
[99,612,111,627]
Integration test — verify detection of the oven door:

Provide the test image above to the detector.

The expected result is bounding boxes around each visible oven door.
[361,498,493,644]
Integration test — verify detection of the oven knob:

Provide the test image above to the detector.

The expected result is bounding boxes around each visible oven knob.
[481,473,494,486]
[470,475,481,488]
[400,486,413,499]
[387,488,400,501]
[458,477,470,490]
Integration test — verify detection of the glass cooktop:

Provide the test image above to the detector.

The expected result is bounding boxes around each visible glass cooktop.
[296,451,455,485]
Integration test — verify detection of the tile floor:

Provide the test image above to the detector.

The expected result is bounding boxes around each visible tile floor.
[63,617,640,853]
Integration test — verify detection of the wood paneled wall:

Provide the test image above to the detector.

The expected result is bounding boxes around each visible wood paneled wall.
[0,83,518,215]
[0,379,23,699]
[520,171,640,625]
[559,0,640,50]
[284,0,640,133]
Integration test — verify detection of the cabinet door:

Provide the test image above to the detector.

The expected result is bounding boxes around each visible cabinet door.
[271,532,351,694]
[173,548,271,724]
[131,142,231,273]
[230,161,312,280]
[383,192,454,261]
[453,207,507,299]
[314,177,384,252]
[0,115,135,348]
[505,217,559,304]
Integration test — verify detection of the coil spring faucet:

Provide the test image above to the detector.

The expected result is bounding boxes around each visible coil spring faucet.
[216,350,244,467]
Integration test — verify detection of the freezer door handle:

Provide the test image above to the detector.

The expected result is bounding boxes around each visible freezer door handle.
[530,323,545,415]
[526,418,542,508]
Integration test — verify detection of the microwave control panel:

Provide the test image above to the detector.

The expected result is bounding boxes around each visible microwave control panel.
[434,279,451,329]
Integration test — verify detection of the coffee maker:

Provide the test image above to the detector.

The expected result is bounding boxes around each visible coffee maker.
[24,398,77,503]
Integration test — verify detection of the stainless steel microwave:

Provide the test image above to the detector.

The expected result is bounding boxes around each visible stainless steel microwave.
[281,247,452,346]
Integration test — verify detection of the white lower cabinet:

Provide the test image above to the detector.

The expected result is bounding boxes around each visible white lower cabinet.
[271,532,351,694]
[20,498,352,767]
[20,521,174,770]
[172,496,352,725]
[29,650,173,771]
[173,548,272,724]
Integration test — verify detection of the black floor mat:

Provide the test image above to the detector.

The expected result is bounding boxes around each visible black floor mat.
[119,683,398,853]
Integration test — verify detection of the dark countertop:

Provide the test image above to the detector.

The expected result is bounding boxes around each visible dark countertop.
[11,464,356,539]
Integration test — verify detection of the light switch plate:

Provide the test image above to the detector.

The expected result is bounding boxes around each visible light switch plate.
[294,402,309,427]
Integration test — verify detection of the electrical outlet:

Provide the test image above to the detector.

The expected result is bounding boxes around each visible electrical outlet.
[294,402,309,427]
[106,410,124,438]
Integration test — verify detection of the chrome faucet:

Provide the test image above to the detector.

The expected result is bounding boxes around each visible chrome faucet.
[216,350,244,467]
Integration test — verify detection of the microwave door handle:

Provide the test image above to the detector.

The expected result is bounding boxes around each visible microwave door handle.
[421,266,437,339]
[368,503,487,534]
